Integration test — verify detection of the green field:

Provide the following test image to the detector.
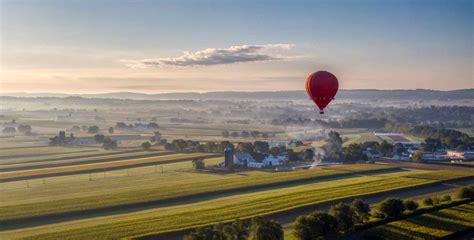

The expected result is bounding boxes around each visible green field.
[1,130,472,240]
[0,164,400,223]
[1,167,472,239]
[363,202,474,240]
[0,149,174,170]
[1,171,438,239]
[0,146,100,161]
[342,134,384,147]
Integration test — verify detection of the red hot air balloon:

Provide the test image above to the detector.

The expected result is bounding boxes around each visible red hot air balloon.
[305,71,339,114]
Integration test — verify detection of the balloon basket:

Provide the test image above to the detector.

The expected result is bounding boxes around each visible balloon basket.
[319,111,324,114]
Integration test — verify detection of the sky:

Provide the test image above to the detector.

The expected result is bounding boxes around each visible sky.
[0,0,472,94]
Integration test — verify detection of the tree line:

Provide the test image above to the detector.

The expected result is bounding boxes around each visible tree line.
[183,185,473,240]
[222,130,273,139]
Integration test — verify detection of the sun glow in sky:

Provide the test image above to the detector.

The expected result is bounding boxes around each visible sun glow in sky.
[0,0,472,93]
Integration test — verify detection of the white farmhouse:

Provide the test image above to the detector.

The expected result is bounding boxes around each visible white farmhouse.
[262,155,286,166]
[233,152,255,166]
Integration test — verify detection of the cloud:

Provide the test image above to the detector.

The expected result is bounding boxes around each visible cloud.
[123,44,294,68]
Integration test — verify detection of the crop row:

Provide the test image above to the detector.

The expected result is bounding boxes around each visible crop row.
[363,202,474,240]
[0,165,399,222]
[0,153,216,182]
[8,175,435,239]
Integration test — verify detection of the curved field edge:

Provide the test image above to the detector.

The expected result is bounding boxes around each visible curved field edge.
[0,165,400,224]
[362,202,474,240]
[7,175,453,239]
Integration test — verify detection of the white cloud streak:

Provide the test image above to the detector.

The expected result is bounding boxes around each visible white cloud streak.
[123,44,294,68]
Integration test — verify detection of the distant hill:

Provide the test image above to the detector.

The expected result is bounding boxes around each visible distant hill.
[1,89,473,101]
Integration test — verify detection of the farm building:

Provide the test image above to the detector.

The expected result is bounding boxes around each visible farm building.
[233,152,255,166]
[394,141,422,149]
[262,154,286,166]
[447,150,474,160]
[232,151,287,168]
[419,152,449,161]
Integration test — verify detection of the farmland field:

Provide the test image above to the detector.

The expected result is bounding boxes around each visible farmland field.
[0,164,401,223]
[1,164,472,239]
[342,134,384,147]
[363,202,474,240]
[0,171,440,239]
[0,152,217,181]
[0,146,100,161]
[0,149,174,171]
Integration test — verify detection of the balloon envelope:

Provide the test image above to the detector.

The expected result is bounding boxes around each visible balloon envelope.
[305,71,339,113]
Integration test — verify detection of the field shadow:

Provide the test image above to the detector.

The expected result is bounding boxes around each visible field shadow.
[405,214,468,233]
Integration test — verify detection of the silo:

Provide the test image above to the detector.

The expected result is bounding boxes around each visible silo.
[224,147,234,168]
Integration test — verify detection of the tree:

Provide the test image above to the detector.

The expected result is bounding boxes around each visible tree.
[412,150,424,162]
[141,141,151,150]
[116,122,127,129]
[287,149,300,162]
[393,143,406,155]
[324,131,343,161]
[422,197,434,206]
[269,147,281,156]
[218,141,234,152]
[231,131,239,137]
[103,138,117,150]
[219,219,249,240]
[303,149,314,161]
[184,219,249,240]
[94,134,105,143]
[377,141,393,157]
[343,143,365,163]
[108,127,114,134]
[250,131,260,138]
[183,226,225,240]
[329,202,354,232]
[441,195,451,202]
[249,217,283,240]
[293,211,337,240]
[253,141,269,153]
[262,132,269,138]
[350,198,370,224]
[222,130,230,137]
[377,198,405,218]
[2,127,16,134]
[164,143,174,151]
[241,131,250,138]
[403,200,419,211]
[88,126,99,133]
[72,126,81,131]
[237,142,254,153]
[18,124,32,134]
[148,122,159,129]
[192,158,205,170]
[423,137,442,152]
[457,186,474,199]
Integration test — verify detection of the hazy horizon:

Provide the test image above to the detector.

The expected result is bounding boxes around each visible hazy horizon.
[1,0,473,93]
[1,88,474,96]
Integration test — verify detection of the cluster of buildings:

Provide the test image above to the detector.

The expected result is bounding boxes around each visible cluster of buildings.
[392,140,474,162]
[49,131,96,145]
[364,139,474,162]
[224,148,287,169]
